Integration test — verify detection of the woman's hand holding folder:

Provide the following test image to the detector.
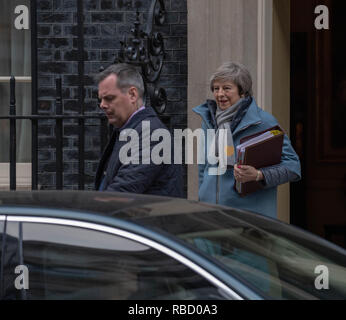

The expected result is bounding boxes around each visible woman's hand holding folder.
[234,125,284,197]
[234,165,264,184]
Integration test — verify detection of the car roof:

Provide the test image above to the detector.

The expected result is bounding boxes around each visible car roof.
[0,190,226,219]
[0,190,282,238]
[0,190,276,228]
[1,190,345,258]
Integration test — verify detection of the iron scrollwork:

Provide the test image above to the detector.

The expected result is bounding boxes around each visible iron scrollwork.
[116,0,167,114]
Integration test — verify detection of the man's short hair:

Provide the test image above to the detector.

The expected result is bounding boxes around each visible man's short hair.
[95,63,145,99]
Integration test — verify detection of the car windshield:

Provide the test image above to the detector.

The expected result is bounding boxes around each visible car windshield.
[122,204,346,300]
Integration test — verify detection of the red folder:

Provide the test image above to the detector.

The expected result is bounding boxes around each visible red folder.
[235,125,284,197]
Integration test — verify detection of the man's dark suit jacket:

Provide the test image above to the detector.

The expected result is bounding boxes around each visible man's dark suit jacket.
[95,107,183,198]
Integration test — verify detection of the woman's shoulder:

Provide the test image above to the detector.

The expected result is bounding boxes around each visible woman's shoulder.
[255,105,280,127]
[193,100,217,128]
[244,99,279,128]
[193,100,216,113]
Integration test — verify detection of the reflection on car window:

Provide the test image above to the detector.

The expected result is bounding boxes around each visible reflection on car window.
[0,221,4,297]
[2,222,227,300]
[184,214,346,300]
[132,211,346,300]
[1,220,21,300]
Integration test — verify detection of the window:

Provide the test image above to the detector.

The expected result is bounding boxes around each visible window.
[174,211,346,300]
[0,0,31,190]
[130,208,346,300]
[2,221,228,300]
[0,220,5,280]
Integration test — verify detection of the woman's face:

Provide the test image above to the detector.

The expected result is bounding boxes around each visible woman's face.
[213,80,242,110]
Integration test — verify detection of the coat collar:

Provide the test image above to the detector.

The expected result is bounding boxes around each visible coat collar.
[112,106,157,133]
[105,106,158,155]
[192,100,217,128]
[193,98,262,135]
[124,106,157,130]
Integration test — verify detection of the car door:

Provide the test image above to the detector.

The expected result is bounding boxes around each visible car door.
[0,215,238,300]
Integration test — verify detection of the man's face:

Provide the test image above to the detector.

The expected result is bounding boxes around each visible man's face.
[98,74,138,128]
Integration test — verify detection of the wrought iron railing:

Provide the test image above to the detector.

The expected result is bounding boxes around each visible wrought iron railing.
[1,0,169,191]
[0,76,108,190]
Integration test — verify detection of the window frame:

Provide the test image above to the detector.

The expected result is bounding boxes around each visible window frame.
[2,215,242,300]
[0,0,37,190]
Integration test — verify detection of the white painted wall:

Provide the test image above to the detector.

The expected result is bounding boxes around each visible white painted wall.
[187,0,291,223]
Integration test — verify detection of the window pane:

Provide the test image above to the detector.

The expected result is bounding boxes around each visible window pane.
[0,220,20,300]
[0,0,31,77]
[3,222,227,300]
[0,0,31,163]
[127,208,346,299]
[171,211,346,300]
[0,221,3,298]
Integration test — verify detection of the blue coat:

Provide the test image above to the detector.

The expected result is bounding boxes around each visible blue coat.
[193,98,301,218]
[95,107,183,198]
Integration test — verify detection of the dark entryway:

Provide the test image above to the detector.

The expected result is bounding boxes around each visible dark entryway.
[290,0,346,248]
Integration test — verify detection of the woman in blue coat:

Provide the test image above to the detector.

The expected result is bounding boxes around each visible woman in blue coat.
[193,62,301,219]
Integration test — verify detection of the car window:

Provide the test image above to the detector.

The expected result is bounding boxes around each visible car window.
[1,218,22,300]
[177,216,346,300]
[2,221,228,300]
[0,220,4,297]
[128,210,346,300]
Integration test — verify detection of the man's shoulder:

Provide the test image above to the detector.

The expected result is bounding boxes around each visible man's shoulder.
[132,107,168,132]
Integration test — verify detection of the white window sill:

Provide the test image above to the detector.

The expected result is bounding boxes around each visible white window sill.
[0,163,32,191]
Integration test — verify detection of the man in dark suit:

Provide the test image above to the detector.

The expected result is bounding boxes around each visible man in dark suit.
[94,63,183,197]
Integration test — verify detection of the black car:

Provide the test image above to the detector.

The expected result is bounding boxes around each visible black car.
[0,191,345,300]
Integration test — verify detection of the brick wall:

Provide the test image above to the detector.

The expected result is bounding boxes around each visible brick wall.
[36,0,187,195]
